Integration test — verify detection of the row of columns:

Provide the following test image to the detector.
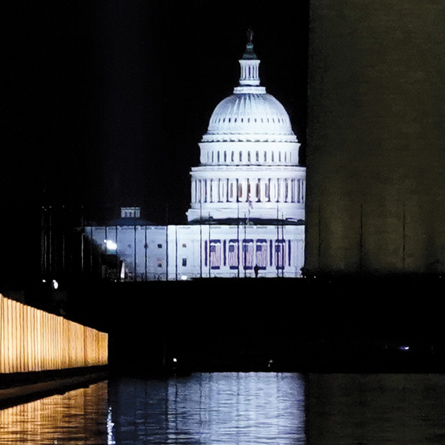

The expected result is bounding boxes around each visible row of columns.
[239,60,260,85]
[191,177,306,205]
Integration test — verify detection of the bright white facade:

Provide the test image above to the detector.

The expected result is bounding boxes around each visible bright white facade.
[88,222,304,280]
[187,40,305,224]
[86,37,306,280]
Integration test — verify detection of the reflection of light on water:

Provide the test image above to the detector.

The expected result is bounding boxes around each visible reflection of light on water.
[107,406,116,444]
[166,373,306,444]
[107,373,305,444]
[0,381,108,444]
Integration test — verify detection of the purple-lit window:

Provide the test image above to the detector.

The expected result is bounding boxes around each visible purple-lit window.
[256,240,267,269]
[242,240,254,270]
[228,240,239,269]
[210,240,221,269]
[275,240,285,270]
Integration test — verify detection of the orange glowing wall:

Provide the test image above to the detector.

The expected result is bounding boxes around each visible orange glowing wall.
[0,294,108,373]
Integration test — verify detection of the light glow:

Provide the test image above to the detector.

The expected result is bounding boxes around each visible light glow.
[105,239,118,251]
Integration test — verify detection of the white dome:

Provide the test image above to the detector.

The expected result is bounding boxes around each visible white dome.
[204,93,297,143]
[187,37,306,224]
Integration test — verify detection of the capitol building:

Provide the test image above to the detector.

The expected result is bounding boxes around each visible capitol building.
[86,37,306,280]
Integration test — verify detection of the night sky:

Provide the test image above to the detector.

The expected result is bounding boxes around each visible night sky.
[4,1,308,226]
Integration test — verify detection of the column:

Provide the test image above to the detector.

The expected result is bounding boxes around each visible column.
[210,179,215,203]
[191,179,196,204]
[202,179,207,203]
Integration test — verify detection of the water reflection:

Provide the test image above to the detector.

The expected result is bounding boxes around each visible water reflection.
[305,374,445,444]
[0,381,108,444]
[108,373,306,444]
[3,372,445,444]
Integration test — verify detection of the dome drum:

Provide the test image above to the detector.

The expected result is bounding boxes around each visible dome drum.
[187,168,306,223]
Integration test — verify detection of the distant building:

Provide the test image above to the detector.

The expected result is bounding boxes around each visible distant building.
[86,37,306,280]
[306,0,445,275]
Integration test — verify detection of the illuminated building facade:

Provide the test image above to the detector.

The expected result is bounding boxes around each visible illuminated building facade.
[86,37,306,280]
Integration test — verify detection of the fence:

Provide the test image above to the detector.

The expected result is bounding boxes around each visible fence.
[0,294,108,373]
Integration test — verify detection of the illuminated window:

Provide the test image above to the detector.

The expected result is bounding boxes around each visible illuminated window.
[242,240,254,270]
[228,240,239,269]
[275,240,286,270]
[209,240,221,269]
[256,240,268,269]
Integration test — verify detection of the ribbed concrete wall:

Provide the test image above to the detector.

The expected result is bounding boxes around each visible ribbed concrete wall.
[0,294,108,373]
[306,1,445,274]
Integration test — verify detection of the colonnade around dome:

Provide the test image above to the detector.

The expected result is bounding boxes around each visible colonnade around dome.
[187,172,305,223]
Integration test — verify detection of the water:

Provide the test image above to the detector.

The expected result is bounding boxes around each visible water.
[1,373,445,444]
[0,380,109,444]
[108,373,305,444]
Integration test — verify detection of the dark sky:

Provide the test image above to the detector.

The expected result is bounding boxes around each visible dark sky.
[3,0,309,225]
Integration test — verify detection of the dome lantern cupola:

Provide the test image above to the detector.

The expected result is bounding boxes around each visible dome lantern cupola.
[235,29,265,93]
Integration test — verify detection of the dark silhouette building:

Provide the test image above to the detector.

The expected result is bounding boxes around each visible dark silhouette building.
[306,0,445,275]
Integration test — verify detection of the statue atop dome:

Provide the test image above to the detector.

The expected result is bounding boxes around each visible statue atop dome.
[247,27,254,44]
[242,28,257,60]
